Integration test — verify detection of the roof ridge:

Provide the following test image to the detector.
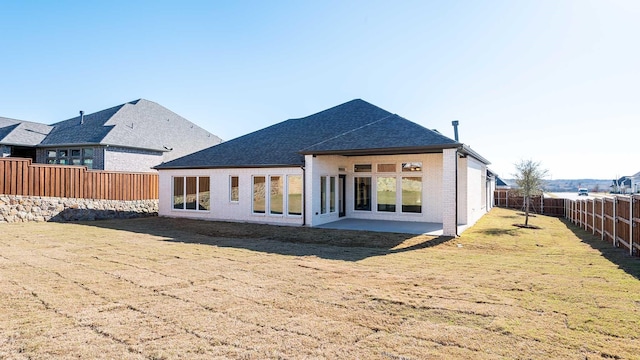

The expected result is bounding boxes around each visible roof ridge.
[301,113,396,151]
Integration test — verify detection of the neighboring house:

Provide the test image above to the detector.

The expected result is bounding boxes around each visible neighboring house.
[2,99,222,172]
[0,117,53,160]
[631,171,640,194]
[611,176,633,194]
[155,99,492,236]
[495,175,510,189]
[611,172,640,194]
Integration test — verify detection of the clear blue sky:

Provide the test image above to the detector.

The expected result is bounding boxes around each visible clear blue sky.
[1,0,638,180]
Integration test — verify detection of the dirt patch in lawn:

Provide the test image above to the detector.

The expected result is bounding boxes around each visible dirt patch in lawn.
[1,208,639,359]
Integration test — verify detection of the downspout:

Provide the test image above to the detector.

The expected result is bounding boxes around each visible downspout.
[455,148,459,237]
[452,121,460,237]
[301,165,306,226]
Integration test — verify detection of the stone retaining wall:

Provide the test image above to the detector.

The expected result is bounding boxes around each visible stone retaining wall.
[0,195,158,223]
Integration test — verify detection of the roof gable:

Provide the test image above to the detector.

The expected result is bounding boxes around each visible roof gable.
[157,99,470,169]
[0,117,53,146]
[40,103,125,146]
[39,99,221,160]
[300,114,458,155]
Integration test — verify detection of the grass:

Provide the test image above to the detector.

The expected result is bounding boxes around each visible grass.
[1,207,639,359]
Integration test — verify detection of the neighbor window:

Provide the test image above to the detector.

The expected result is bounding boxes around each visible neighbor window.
[172,176,210,211]
[354,164,372,172]
[287,175,303,216]
[377,177,397,212]
[354,177,371,211]
[83,148,94,169]
[253,176,266,214]
[402,177,422,213]
[45,147,95,168]
[230,176,239,202]
[270,176,284,215]
[47,150,56,164]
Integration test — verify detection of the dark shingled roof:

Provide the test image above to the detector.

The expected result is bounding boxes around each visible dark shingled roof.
[0,117,53,146]
[40,99,222,162]
[157,99,484,169]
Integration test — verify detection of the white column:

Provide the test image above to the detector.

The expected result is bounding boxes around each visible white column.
[442,148,458,236]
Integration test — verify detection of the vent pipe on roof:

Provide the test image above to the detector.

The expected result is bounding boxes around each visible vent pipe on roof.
[80,110,85,125]
[452,120,459,142]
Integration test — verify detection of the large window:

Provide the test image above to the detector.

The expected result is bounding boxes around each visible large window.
[270,176,284,215]
[377,177,396,212]
[320,176,327,214]
[253,176,266,214]
[402,177,422,213]
[330,176,336,213]
[354,177,371,211]
[287,175,303,216]
[320,176,337,214]
[173,176,210,211]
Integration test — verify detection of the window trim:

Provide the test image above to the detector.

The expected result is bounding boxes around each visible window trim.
[286,175,303,217]
[230,175,239,203]
[172,175,211,212]
[252,175,266,215]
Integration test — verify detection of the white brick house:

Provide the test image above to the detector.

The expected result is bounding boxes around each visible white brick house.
[156,99,492,236]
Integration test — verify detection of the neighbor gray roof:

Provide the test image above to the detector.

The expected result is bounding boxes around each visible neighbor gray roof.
[157,99,489,169]
[40,99,223,162]
[0,116,53,146]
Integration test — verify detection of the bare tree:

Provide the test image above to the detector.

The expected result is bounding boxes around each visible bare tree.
[514,159,548,227]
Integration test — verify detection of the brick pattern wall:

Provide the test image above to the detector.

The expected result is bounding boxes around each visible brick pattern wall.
[104,146,162,172]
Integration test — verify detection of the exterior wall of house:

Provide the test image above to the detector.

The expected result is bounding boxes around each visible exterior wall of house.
[158,151,490,234]
[158,167,305,226]
[487,174,496,211]
[104,146,163,172]
[465,156,487,225]
[305,153,447,227]
[457,157,468,225]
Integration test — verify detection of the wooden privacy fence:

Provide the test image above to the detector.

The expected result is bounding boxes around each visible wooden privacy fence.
[494,190,639,257]
[0,158,158,200]
[566,195,640,257]
[493,189,566,217]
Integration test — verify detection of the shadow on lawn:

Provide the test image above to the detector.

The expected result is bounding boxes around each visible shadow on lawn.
[560,218,640,280]
[80,217,455,262]
[479,228,521,237]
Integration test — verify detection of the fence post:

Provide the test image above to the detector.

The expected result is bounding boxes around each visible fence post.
[613,197,617,248]
[601,198,605,241]
[630,196,634,256]
[592,199,596,235]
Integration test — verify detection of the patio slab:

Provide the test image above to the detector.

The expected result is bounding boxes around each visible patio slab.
[315,218,468,235]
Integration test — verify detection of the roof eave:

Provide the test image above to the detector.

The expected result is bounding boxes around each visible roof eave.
[155,163,303,170]
[459,144,491,165]
[299,143,461,156]
[37,143,168,153]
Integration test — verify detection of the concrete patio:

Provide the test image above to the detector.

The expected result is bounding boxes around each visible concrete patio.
[315,218,469,236]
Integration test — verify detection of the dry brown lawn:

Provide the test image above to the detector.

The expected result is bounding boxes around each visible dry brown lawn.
[1,208,639,359]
